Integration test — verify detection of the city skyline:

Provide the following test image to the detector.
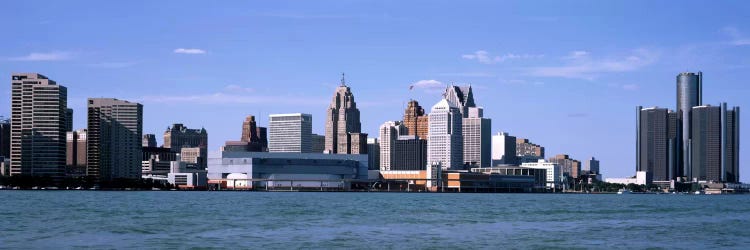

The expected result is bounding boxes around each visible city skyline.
[1,1,749,181]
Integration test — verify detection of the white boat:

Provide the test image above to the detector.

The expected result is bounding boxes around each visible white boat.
[617,189,631,195]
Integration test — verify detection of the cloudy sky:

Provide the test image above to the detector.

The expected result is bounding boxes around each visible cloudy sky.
[1,0,748,181]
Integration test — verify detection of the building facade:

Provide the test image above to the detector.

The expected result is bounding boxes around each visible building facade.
[324,75,363,154]
[521,160,563,189]
[268,113,312,153]
[516,138,545,163]
[311,134,325,153]
[690,104,740,182]
[676,72,702,178]
[379,121,406,171]
[443,85,476,117]
[164,123,207,152]
[241,115,267,152]
[10,73,69,177]
[427,99,463,170]
[66,129,87,177]
[0,118,9,159]
[492,132,517,165]
[87,98,143,180]
[583,157,600,174]
[636,107,678,181]
[142,134,157,147]
[462,107,491,167]
[367,138,380,170]
[393,135,427,171]
[403,100,429,140]
[549,154,581,179]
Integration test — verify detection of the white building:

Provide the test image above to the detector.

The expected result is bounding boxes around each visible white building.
[521,160,563,189]
[379,121,406,171]
[492,132,517,165]
[463,107,491,168]
[427,99,463,170]
[268,113,312,153]
[605,171,649,185]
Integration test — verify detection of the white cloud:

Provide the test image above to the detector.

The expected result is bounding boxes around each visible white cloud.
[410,79,445,90]
[721,26,750,46]
[8,51,72,61]
[567,50,590,60]
[527,48,658,80]
[462,50,543,64]
[174,48,207,54]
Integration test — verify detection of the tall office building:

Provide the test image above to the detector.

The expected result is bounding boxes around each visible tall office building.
[240,115,267,151]
[65,108,73,132]
[690,104,740,182]
[516,138,545,163]
[311,134,325,153]
[66,129,87,177]
[427,99,463,170]
[367,138,380,170]
[549,154,581,179]
[268,113,312,153]
[676,72,702,178]
[87,98,143,180]
[324,74,362,154]
[584,157,600,174]
[492,132,517,165]
[393,135,427,171]
[636,107,679,181]
[348,132,368,155]
[142,134,157,147]
[463,107,491,167]
[403,100,429,140]
[0,118,9,158]
[10,73,68,177]
[443,85,476,118]
[379,121,406,171]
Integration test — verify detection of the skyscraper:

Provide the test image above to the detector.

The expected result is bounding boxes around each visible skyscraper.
[636,107,678,181]
[492,132,517,165]
[690,103,740,182]
[403,100,429,140]
[676,72,702,178]
[65,108,74,132]
[0,118,9,158]
[268,113,312,153]
[584,157,600,174]
[393,135,427,171]
[427,99,463,170]
[379,121,406,171]
[142,134,157,147]
[240,115,267,151]
[367,138,380,170]
[725,106,740,183]
[311,134,325,153]
[462,107,491,167]
[87,98,143,180]
[66,129,87,177]
[324,74,362,154]
[163,123,208,151]
[347,132,368,155]
[10,73,68,177]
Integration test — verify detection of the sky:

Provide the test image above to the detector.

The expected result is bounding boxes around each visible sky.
[1,0,749,181]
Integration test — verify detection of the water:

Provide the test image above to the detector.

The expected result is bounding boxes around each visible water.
[1,191,749,249]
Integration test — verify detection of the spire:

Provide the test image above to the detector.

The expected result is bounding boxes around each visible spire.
[340,72,346,87]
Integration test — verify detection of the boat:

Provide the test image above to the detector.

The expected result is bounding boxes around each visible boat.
[617,189,631,195]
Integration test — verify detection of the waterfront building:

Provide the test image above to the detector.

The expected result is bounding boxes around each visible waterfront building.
[311,134,325,153]
[142,134,157,147]
[0,118,9,158]
[379,121,407,171]
[207,151,369,190]
[521,160,563,189]
[427,99,463,170]
[87,98,143,180]
[403,100,429,140]
[583,157,600,174]
[636,107,679,181]
[10,73,69,177]
[324,74,363,154]
[605,171,650,185]
[549,154,581,179]
[463,107,491,168]
[393,135,427,171]
[65,129,87,177]
[141,146,175,176]
[367,138,380,170]
[676,72,702,178]
[690,104,740,182]
[492,132,517,165]
[268,113,312,153]
[516,138,545,163]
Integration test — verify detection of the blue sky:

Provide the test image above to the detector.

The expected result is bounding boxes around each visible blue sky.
[1,1,749,181]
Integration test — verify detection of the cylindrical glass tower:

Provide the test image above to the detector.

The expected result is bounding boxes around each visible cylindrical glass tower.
[676,72,702,179]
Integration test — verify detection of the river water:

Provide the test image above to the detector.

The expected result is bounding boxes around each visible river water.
[1,191,748,249]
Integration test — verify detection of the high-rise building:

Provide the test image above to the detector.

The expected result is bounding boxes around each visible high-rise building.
[66,129,87,177]
[726,106,740,183]
[87,98,143,180]
[443,85,476,118]
[10,73,68,177]
[690,104,740,182]
[256,127,268,151]
[0,118,9,158]
[393,135,427,171]
[463,107,491,167]
[367,138,380,170]
[324,74,362,154]
[163,123,207,151]
[268,113,312,153]
[549,154,581,179]
[240,115,267,151]
[492,132,517,165]
[676,72,702,178]
[311,134,325,153]
[584,157,600,174]
[348,132,368,155]
[636,107,678,181]
[142,134,157,147]
[427,99,463,170]
[516,138,545,163]
[65,108,74,132]
[379,121,406,171]
[403,100,429,140]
